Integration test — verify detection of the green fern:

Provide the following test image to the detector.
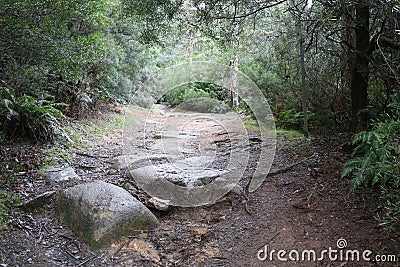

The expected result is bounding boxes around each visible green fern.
[342,118,400,228]
[0,86,68,142]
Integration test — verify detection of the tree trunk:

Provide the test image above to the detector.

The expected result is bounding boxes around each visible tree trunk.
[188,32,194,64]
[297,20,308,136]
[341,11,355,93]
[230,55,239,109]
[350,3,370,132]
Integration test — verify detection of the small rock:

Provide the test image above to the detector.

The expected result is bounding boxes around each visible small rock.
[147,197,171,211]
[42,167,80,185]
[107,169,118,175]
[153,134,162,139]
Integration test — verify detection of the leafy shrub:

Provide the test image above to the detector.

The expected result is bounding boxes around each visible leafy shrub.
[164,84,210,106]
[275,110,302,129]
[342,118,400,228]
[0,87,66,142]
[178,97,230,113]
[275,109,315,130]
[163,82,229,107]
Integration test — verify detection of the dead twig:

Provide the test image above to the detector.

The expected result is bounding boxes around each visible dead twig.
[149,230,167,254]
[267,155,314,178]
[64,248,78,260]
[257,230,281,251]
[110,240,127,261]
[292,204,309,210]
[76,164,98,170]
[306,185,318,205]
[242,191,254,216]
[77,253,101,267]
[267,231,281,244]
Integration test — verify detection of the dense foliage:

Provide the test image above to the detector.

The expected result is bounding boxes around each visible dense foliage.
[0,87,66,141]
[342,98,400,228]
[164,82,228,103]
[0,0,160,141]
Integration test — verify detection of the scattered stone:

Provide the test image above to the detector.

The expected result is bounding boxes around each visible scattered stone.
[113,105,128,114]
[146,197,171,211]
[153,134,162,139]
[55,181,159,248]
[107,169,118,175]
[42,167,80,185]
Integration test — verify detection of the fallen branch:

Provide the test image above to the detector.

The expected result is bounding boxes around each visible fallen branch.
[306,184,318,205]
[267,230,281,244]
[256,230,281,251]
[243,155,314,206]
[267,155,314,178]
[77,253,101,267]
[110,240,127,261]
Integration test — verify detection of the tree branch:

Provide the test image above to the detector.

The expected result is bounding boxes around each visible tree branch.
[379,36,400,50]
[211,0,288,20]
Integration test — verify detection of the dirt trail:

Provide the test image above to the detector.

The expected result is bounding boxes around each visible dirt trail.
[0,105,399,266]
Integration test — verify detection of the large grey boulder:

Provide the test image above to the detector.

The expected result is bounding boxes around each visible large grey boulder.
[55,181,159,248]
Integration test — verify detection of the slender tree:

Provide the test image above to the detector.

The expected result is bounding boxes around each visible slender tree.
[350,2,370,131]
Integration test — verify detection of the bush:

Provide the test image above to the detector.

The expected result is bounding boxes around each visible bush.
[164,84,210,106]
[342,118,400,228]
[275,109,315,131]
[178,97,230,113]
[163,82,229,107]
[0,87,66,142]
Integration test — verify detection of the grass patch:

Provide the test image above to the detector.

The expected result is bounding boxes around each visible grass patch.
[43,146,73,165]
[81,112,125,136]
[244,119,304,141]
[150,106,163,114]
[65,111,125,147]
[276,129,304,140]
[243,119,260,132]
[46,111,125,164]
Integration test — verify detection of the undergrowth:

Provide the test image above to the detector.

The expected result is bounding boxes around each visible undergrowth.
[45,111,125,165]
[342,118,400,229]
[0,86,67,142]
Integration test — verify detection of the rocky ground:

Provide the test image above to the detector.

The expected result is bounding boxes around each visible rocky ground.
[0,105,399,266]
